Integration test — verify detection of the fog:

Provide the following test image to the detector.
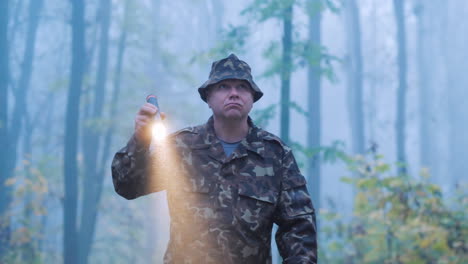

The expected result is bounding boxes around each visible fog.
[0,0,466,263]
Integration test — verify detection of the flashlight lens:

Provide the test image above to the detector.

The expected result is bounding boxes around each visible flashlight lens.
[152,123,167,142]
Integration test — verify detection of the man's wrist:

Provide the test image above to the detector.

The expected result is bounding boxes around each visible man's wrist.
[129,133,150,154]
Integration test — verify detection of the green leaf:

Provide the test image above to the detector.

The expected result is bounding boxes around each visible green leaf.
[260,41,282,78]
[190,25,250,64]
[375,163,390,173]
[357,178,378,189]
[340,177,354,184]
[241,0,296,22]
[288,101,309,117]
[324,0,341,14]
[252,103,277,128]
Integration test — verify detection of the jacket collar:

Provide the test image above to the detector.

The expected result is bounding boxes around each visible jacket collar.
[200,116,265,161]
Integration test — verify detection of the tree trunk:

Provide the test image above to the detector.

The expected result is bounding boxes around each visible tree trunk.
[64,0,86,263]
[151,0,162,87]
[393,0,408,174]
[415,0,433,170]
[8,0,24,50]
[445,1,468,191]
[0,0,10,258]
[17,2,45,261]
[280,5,293,144]
[11,0,43,150]
[2,1,44,255]
[37,90,56,258]
[22,110,36,262]
[368,0,378,144]
[98,0,129,184]
[99,51,126,181]
[306,0,321,220]
[79,0,110,263]
[343,0,365,155]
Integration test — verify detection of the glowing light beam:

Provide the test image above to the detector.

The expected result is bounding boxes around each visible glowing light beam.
[152,122,167,142]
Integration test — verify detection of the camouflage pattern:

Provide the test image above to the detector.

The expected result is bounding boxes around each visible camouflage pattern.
[112,117,317,263]
[198,54,263,102]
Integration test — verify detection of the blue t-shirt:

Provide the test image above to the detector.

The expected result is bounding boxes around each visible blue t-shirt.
[219,139,241,157]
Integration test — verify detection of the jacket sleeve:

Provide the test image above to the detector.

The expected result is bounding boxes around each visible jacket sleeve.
[274,149,317,264]
[111,134,166,199]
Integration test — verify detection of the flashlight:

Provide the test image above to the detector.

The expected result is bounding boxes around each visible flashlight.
[146,94,166,142]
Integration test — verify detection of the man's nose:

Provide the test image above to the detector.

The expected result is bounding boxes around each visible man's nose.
[228,87,239,97]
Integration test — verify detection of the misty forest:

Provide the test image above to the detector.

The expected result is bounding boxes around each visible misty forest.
[0,0,467,263]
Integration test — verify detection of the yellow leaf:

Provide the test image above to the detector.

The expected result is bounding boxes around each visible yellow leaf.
[30,168,42,177]
[420,167,430,178]
[355,192,368,211]
[4,177,16,186]
[420,237,432,248]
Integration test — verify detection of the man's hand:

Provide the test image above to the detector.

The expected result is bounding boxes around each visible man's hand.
[134,103,166,145]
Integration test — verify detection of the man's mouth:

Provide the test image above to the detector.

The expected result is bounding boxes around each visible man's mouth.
[225,103,242,108]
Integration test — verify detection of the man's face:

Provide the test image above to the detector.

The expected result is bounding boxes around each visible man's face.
[207,79,254,121]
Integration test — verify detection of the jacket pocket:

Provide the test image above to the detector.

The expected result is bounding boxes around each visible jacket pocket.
[235,181,278,237]
[238,183,277,204]
[281,174,315,217]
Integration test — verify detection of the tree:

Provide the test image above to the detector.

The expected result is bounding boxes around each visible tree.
[16,0,45,261]
[63,0,86,263]
[242,0,297,145]
[342,0,365,156]
[280,4,293,144]
[0,0,45,258]
[393,0,408,175]
[10,0,44,170]
[79,0,111,262]
[0,0,10,258]
[444,1,468,191]
[306,0,322,218]
[413,0,450,186]
[414,0,432,173]
[98,0,129,204]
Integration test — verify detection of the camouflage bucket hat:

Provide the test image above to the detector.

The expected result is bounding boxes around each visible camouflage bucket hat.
[198,54,263,102]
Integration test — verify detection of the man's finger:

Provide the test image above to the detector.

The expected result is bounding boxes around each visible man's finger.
[138,103,158,115]
[135,115,151,124]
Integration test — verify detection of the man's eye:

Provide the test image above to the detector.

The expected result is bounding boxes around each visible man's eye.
[219,84,228,90]
[238,84,249,91]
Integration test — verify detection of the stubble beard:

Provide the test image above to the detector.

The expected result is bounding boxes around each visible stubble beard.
[214,107,249,123]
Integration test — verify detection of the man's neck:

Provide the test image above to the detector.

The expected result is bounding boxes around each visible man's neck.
[213,116,249,143]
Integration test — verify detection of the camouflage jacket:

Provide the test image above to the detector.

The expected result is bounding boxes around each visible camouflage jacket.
[112,117,317,263]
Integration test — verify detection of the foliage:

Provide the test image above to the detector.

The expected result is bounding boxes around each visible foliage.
[319,151,468,264]
[290,139,349,170]
[259,36,339,82]
[1,159,49,264]
[252,103,277,128]
[321,0,341,14]
[242,0,342,22]
[293,40,340,82]
[241,0,295,22]
[193,0,339,84]
[190,25,250,65]
[252,100,309,129]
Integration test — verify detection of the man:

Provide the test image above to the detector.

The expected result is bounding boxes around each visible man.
[111,54,317,263]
